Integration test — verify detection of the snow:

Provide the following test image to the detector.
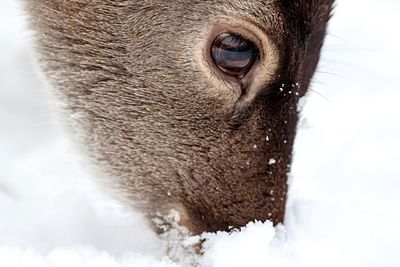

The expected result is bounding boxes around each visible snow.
[1,0,400,266]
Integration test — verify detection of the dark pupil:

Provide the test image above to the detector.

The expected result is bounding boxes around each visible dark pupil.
[211,33,259,78]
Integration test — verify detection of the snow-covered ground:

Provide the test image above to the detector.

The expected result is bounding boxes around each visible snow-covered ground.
[1,0,399,266]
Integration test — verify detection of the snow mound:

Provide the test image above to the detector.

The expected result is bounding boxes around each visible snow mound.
[0,247,179,267]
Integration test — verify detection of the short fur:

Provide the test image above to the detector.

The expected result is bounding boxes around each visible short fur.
[26,0,334,234]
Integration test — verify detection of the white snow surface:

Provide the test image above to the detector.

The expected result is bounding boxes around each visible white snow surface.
[1,0,400,266]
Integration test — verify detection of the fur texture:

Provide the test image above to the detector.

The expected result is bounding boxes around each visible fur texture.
[26,0,334,234]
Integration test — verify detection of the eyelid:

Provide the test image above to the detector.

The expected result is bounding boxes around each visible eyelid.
[195,16,279,112]
[211,33,260,81]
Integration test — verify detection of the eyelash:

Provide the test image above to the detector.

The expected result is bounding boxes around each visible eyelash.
[210,33,260,79]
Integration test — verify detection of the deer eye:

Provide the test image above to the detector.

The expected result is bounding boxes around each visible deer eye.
[211,33,260,79]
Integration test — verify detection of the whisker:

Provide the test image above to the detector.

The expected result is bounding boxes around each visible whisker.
[315,70,343,79]
[326,33,350,44]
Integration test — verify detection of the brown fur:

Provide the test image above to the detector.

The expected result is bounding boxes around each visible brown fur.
[25,0,334,235]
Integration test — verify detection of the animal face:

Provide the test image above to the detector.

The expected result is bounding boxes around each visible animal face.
[27,0,334,234]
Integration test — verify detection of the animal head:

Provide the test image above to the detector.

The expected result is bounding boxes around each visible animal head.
[27,0,334,234]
